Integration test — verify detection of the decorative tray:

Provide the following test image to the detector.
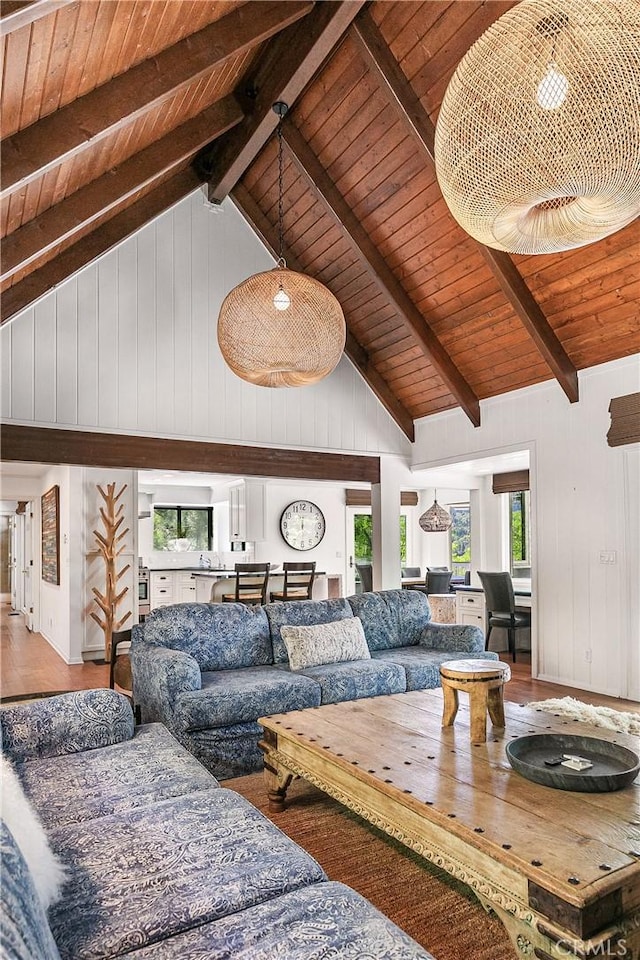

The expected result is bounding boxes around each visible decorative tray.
[505,734,640,793]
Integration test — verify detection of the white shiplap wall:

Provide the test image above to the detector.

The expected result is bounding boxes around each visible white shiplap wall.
[413,356,640,700]
[1,190,409,458]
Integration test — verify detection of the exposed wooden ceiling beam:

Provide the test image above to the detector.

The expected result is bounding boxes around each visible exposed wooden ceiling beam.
[478,247,579,402]
[1,0,312,202]
[1,96,243,287]
[282,121,481,427]
[203,0,366,204]
[0,0,74,36]
[232,181,415,441]
[0,424,381,484]
[351,9,579,405]
[1,168,200,325]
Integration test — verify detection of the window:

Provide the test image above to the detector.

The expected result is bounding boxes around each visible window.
[509,490,531,577]
[153,506,213,551]
[449,503,471,577]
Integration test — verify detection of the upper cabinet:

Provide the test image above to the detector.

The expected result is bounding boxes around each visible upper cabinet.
[228,480,266,543]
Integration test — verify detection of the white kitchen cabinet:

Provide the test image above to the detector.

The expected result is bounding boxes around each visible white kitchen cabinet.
[150,572,174,609]
[456,590,486,632]
[228,480,265,542]
[177,572,197,603]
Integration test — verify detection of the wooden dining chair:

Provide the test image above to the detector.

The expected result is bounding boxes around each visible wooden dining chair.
[221,563,270,605]
[269,561,316,602]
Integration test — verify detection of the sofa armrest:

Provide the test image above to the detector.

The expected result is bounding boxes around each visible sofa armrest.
[131,640,202,725]
[419,622,485,654]
[0,689,134,763]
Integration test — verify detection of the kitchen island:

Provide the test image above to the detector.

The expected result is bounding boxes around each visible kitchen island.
[146,568,343,609]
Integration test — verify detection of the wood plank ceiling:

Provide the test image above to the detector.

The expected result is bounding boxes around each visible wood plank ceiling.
[2,0,638,440]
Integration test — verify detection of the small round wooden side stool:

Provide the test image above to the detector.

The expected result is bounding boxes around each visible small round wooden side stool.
[439,659,511,743]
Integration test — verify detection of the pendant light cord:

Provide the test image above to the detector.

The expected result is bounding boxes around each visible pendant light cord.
[277,118,284,266]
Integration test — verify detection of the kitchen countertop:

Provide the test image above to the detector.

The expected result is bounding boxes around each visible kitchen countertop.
[454,584,532,597]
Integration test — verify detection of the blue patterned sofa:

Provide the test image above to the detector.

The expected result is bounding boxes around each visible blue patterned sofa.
[132,589,496,778]
[1,688,434,960]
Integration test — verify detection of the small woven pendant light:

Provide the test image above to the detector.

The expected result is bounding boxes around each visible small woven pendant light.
[434,0,640,254]
[217,103,346,387]
[419,492,452,533]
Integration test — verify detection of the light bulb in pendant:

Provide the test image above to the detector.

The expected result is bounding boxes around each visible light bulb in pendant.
[536,62,569,110]
[273,286,291,311]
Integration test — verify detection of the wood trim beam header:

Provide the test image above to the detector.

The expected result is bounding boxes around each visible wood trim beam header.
[351,9,579,407]
[1,425,381,484]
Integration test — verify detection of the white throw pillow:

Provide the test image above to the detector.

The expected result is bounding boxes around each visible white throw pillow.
[0,754,66,909]
[281,617,371,671]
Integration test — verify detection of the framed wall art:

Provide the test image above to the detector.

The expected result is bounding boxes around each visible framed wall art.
[41,485,60,585]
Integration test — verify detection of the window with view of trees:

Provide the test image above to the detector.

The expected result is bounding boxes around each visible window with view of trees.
[353,514,407,566]
[449,504,470,576]
[153,506,213,551]
[509,490,531,576]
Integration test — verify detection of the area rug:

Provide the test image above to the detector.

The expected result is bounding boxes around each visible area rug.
[527,696,640,735]
[224,772,514,960]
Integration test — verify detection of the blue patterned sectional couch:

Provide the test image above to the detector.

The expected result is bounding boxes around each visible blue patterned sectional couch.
[1,688,435,960]
[132,588,497,779]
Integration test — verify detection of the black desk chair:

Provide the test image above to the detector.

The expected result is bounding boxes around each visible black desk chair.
[355,563,373,593]
[405,570,452,596]
[222,563,270,605]
[478,571,531,662]
[270,561,316,601]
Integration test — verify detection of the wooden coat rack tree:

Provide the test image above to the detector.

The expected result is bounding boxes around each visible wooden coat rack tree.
[91,482,131,660]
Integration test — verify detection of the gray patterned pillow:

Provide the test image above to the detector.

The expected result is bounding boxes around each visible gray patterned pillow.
[281,617,371,671]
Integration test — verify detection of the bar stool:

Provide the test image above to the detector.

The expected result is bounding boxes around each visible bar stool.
[439,659,511,743]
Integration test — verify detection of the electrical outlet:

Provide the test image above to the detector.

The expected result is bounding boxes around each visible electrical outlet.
[585,649,592,663]
[335,551,342,558]
[599,551,617,564]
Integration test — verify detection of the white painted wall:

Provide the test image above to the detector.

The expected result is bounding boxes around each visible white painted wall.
[1,191,409,459]
[413,356,640,699]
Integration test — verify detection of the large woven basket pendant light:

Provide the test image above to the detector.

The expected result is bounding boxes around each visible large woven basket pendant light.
[217,103,346,387]
[434,0,640,254]
[419,492,452,533]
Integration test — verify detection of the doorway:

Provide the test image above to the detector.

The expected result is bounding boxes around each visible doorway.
[345,508,409,594]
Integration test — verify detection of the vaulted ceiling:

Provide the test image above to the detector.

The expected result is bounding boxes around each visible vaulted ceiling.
[2,0,638,440]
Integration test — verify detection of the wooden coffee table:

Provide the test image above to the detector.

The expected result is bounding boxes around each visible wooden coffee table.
[259,689,640,960]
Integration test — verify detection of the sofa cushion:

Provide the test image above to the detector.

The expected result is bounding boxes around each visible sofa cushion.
[17,724,218,830]
[0,755,66,910]
[265,597,354,663]
[0,821,62,960]
[125,880,434,959]
[140,602,273,671]
[281,617,370,671]
[371,648,498,691]
[0,689,134,763]
[48,788,326,960]
[347,590,431,650]
[174,666,322,731]
[297,658,406,705]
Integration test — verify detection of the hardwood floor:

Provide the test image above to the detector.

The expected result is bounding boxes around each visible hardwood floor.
[1,602,638,712]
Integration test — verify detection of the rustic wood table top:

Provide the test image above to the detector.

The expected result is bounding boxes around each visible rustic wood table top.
[259,689,640,960]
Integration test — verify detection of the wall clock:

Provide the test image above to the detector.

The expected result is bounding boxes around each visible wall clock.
[280,500,325,551]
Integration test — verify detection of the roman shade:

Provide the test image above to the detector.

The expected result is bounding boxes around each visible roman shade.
[607,393,640,447]
[492,470,530,494]
[345,490,419,507]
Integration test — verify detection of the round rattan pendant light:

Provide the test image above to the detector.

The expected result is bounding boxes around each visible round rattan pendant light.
[434,0,640,254]
[217,103,346,387]
[419,492,452,533]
